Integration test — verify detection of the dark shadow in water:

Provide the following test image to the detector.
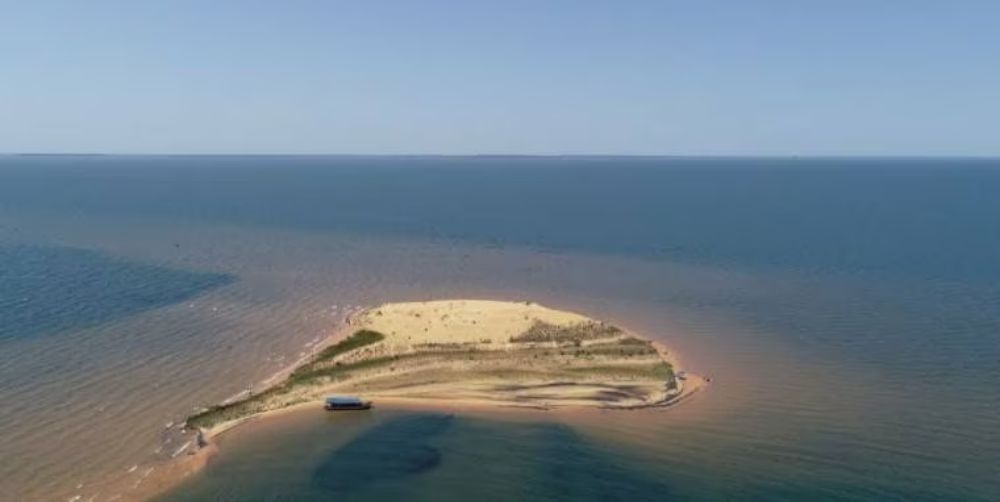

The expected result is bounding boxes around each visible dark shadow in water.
[310,414,672,501]
[523,423,673,502]
[0,244,235,341]
[159,412,676,501]
[312,414,454,493]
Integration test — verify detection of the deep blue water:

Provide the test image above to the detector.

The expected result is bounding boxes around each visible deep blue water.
[2,156,999,282]
[0,244,233,341]
[2,156,999,501]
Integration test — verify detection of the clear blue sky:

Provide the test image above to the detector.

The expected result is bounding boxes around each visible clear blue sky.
[2,1,998,156]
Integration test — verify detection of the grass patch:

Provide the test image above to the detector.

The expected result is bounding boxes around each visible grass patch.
[618,336,653,346]
[573,344,658,357]
[316,330,385,363]
[187,330,385,429]
[511,321,622,344]
[290,330,385,379]
[186,384,292,429]
[567,362,674,380]
[413,341,480,350]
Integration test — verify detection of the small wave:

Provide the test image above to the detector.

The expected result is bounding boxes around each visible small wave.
[171,441,192,458]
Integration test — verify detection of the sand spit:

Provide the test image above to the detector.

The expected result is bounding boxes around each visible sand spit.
[188,300,698,435]
[105,300,704,501]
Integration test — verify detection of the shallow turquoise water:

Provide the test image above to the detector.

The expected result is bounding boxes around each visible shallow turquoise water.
[1,156,998,500]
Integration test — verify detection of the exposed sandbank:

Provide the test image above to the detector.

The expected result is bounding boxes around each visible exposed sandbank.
[113,300,706,501]
[188,300,695,434]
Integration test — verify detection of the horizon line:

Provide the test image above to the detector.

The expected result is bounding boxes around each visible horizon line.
[3,152,1000,161]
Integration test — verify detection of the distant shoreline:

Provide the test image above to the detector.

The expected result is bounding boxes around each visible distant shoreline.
[5,153,998,161]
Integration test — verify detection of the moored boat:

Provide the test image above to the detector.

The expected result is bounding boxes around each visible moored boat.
[324,395,372,410]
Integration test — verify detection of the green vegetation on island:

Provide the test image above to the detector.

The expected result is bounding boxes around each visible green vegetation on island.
[185,301,684,432]
[186,330,385,429]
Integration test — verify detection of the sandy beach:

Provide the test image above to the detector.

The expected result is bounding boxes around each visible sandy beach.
[190,300,698,432]
[101,299,705,501]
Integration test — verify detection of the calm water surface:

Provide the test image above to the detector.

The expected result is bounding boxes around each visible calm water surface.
[1,156,998,501]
